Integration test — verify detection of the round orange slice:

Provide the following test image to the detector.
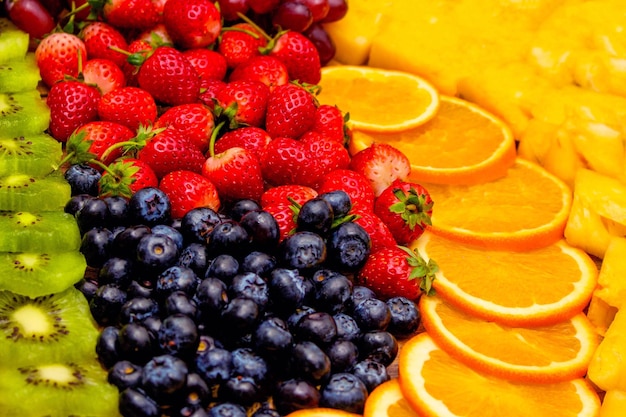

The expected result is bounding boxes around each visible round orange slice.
[349,96,517,185]
[422,157,572,251]
[419,295,599,383]
[398,333,602,417]
[317,65,440,132]
[363,379,421,417]
[411,230,598,326]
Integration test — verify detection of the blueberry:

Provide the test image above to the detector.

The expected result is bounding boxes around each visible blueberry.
[241,251,277,278]
[229,199,262,222]
[158,313,199,360]
[118,388,160,417]
[96,326,120,369]
[64,163,101,196]
[151,224,184,251]
[155,265,200,300]
[229,272,269,311]
[128,187,171,226]
[103,195,129,227]
[349,285,377,310]
[386,296,421,338]
[205,254,240,283]
[177,242,210,277]
[118,322,156,365]
[207,402,247,417]
[359,330,399,366]
[193,277,229,319]
[253,316,293,357]
[296,197,334,236]
[219,375,263,406]
[119,297,160,324]
[136,233,180,275]
[273,378,320,416]
[231,347,270,385]
[319,372,368,414]
[326,221,371,272]
[351,358,390,393]
[207,220,251,258]
[80,226,113,268]
[311,270,353,314]
[279,231,327,272]
[164,291,198,317]
[289,341,332,383]
[239,210,280,250]
[179,372,211,411]
[89,283,127,326]
[64,194,95,216]
[74,278,98,302]
[286,305,317,332]
[181,207,222,243]
[251,404,281,417]
[221,296,260,336]
[108,360,143,391]
[112,225,152,259]
[142,316,162,337]
[141,354,188,399]
[294,311,337,346]
[318,190,352,218]
[268,268,307,314]
[98,257,135,289]
[352,298,391,331]
[126,279,154,300]
[325,339,359,373]
[332,313,362,342]
[195,347,233,385]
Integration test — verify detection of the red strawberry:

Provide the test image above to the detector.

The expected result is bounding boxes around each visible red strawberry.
[199,79,226,109]
[159,170,221,219]
[357,245,438,300]
[301,135,350,187]
[79,21,129,68]
[97,86,158,131]
[213,126,272,158]
[266,30,321,84]
[311,104,347,144]
[374,180,434,245]
[137,129,206,178]
[316,169,376,210]
[136,23,174,46]
[349,207,397,253]
[99,157,159,198]
[155,103,215,153]
[102,0,160,30]
[47,80,100,142]
[214,80,270,128]
[163,0,222,49]
[74,121,136,166]
[265,83,317,139]
[263,202,298,242]
[35,32,87,87]
[349,143,412,197]
[122,39,156,87]
[260,184,318,208]
[138,46,200,106]
[259,137,320,188]
[202,147,265,203]
[218,23,267,69]
[229,55,289,92]
[82,58,126,95]
[183,48,228,83]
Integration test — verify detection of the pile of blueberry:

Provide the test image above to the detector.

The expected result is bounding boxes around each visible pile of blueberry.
[68,187,421,417]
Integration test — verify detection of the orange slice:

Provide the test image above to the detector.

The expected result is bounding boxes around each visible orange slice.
[419,295,599,383]
[317,65,440,132]
[363,379,421,417]
[284,408,361,417]
[398,333,602,417]
[422,157,572,251]
[412,231,598,326]
[349,96,517,185]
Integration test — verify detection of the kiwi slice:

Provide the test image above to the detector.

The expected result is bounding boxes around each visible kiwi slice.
[0,53,41,93]
[0,133,63,177]
[0,360,121,416]
[0,287,99,366]
[0,211,81,252]
[0,172,71,212]
[0,90,51,137]
[0,18,29,64]
[0,251,87,297]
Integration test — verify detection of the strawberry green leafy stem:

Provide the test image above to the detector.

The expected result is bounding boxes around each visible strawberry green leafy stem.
[389,186,433,231]
[398,245,438,296]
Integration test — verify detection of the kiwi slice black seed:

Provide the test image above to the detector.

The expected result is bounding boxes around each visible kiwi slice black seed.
[0,251,87,297]
[0,172,71,212]
[0,360,121,416]
[0,211,81,252]
[0,133,63,177]
[0,53,41,93]
[0,90,51,137]
[0,18,29,63]
[0,287,99,366]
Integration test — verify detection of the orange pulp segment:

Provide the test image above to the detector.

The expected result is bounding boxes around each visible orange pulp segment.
[398,333,602,417]
[412,231,598,326]
[349,96,517,185]
[363,379,421,417]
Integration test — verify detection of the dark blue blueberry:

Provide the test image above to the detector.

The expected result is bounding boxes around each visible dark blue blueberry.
[205,254,240,283]
[74,278,98,302]
[386,296,421,338]
[286,306,317,332]
[273,378,320,416]
[332,313,362,342]
[96,326,120,369]
[319,372,368,414]
[279,231,327,272]
[112,225,152,259]
[117,322,156,365]
[119,297,159,324]
[231,347,270,385]
[151,224,184,251]
[142,316,162,337]
[179,372,211,411]
[241,251,276,278]
[207,220,251,258]
[218,375,263,406]
[89,283,127,326]
[251,404,281,417]
[268,268,307,315]
[193,277,229,320]
[141,354,188,399]
[180,207,222,243]
[311,270,353,314]
[352,298,391,331]
[64,194,95,216]
[296,197,334,236]
[229,272,269,311]
[98,256,135,289]
[128,187,171,226]
[164,291,198,318]
[325,339,359,373]
[118,388,160,417]
[207,402,247,417]
[359,330,399,366]
[80,227,113,268]
[158,313,199,360]
[229,199,262,222]
[294,311,337,346]
[103,195,129,227]
[64,163,101,196]
[239,209,280,250]
[326,221,371,272]
[155,265,200,300]
[253,316,293,357]
[136,233,180,275]
[107,360,143,391]
[348,285,377,311]
[221,296,260,336]
[177,242,210,277]
[195,347,233,385]
[351,358,390,393]
[289,341,332,383]
[318,190,352,218]
[126,279,154,300]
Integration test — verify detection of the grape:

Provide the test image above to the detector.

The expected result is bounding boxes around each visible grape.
[5,0,55,39]
[248,0,280,14]
[272,0,313,32]
[304,23,336,65]
[217,0,250,22]
[298,0,329,22]
[320,0,347,23]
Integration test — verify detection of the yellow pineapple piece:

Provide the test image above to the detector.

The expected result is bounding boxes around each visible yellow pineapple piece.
[586,295,618,337]
[565,195,614,259]
[588,307,626,391]
[600,390,626,417]
[594,237,626,308]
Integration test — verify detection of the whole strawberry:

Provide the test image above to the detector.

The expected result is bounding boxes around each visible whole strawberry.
[47,80,100,142]
[374,180,434,245]
[159,170,221,219]
[79,21,129,68]
[218,22,267,69]
[35,32,87,88]
[99,158,159,198]
[138,46,200,106]
[73,121,136,166]
[101,0,161,30]
[357,246,438,300]
[97,86,158,131]
[82,58,126,95]
[265,83,318,139]
[183,48,228,83]
[137,129,206,178]
[202,146,265,203]
[155,103,215,153]
[163,0,222,49]
[213,126,271,158]
[266,30,321,84]
[229,55,289,92]
[349,143,412,197]
[214,80,270,128]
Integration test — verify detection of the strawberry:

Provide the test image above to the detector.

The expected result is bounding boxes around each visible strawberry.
[73,121,136,166]
[263,202,298,242]
[101,0,161,30]
[311,104,347,144]
[229,55,289,92]
[35,32,87,87]
[265,30,321,85]
[213,126,272,158]
[199,79,227,109]
[374,180,434,245]
[349,207,397,253]
[137,129,206,178]
[136,23,174,46]
[214,80,270,128]
[349,143,412,197]
[183,48,228,83]
[264,83,318,139]
[162,0,222,49]
[260,184,318,208]
[47,80,100,142]
[155,103,215,153]
[218,23,268,69]
[79,21,129,68]
[316,169,376,210]
[259,137,320,188]
[97,86,158,131]
[202,146,265,203]
[301,134,351,187]
[138,46,200,106]
[82,58,126,95]
[121,39,156,87]
[99,158,159,198]
[357,245,438,300]
[159,170,221,219]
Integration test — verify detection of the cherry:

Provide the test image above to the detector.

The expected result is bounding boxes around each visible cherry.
[5,0,55,39]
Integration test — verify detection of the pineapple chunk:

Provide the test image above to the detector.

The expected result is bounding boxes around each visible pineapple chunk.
[594,237,626,308]
[600,390,626,417]
[565,193,614,259]
[588,307,626,391]
[587,294,618,337]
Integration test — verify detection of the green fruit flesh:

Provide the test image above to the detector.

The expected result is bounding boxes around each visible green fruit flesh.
[0,133,63,177]
[0,360,121,417]
[0,54,41,93]
[0,211,81,252]
[0,172,71,211]
[0,90,51,137]
[0,19,29,64]
[0,251,87,297]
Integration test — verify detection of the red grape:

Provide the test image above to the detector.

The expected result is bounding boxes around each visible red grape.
[298,0,329,22]
[248,0,280,14]
[304,23,335,65]
[320,0,347,23]
[272,0,312,32]
[5,0,55,39]
[217,0,250,22]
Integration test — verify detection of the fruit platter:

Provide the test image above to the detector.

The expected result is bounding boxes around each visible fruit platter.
[2,0,626,416]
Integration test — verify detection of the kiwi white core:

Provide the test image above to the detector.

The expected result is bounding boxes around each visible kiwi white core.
[13,304,51,335]
[37,364,77,384]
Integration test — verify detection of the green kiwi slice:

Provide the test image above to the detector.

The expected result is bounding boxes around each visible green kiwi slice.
[0,172,71,212]
[0,53,41,93]
[0,287,99,366]
[0,90,51,137]
[0,18,29,64]
[0,360,121,416]
[0,211,81,252]
[0,251,87,297]
[0,133,63,177]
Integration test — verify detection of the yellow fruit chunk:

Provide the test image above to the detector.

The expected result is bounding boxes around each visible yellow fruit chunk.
[586,295,618,337]
[600,390,626,417]
[588,307,626,391]
[363,379,420,417]
[284,408,361,417]
[594,237,626,308]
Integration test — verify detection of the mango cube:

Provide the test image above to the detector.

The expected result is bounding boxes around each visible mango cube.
[588,307,626,391]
